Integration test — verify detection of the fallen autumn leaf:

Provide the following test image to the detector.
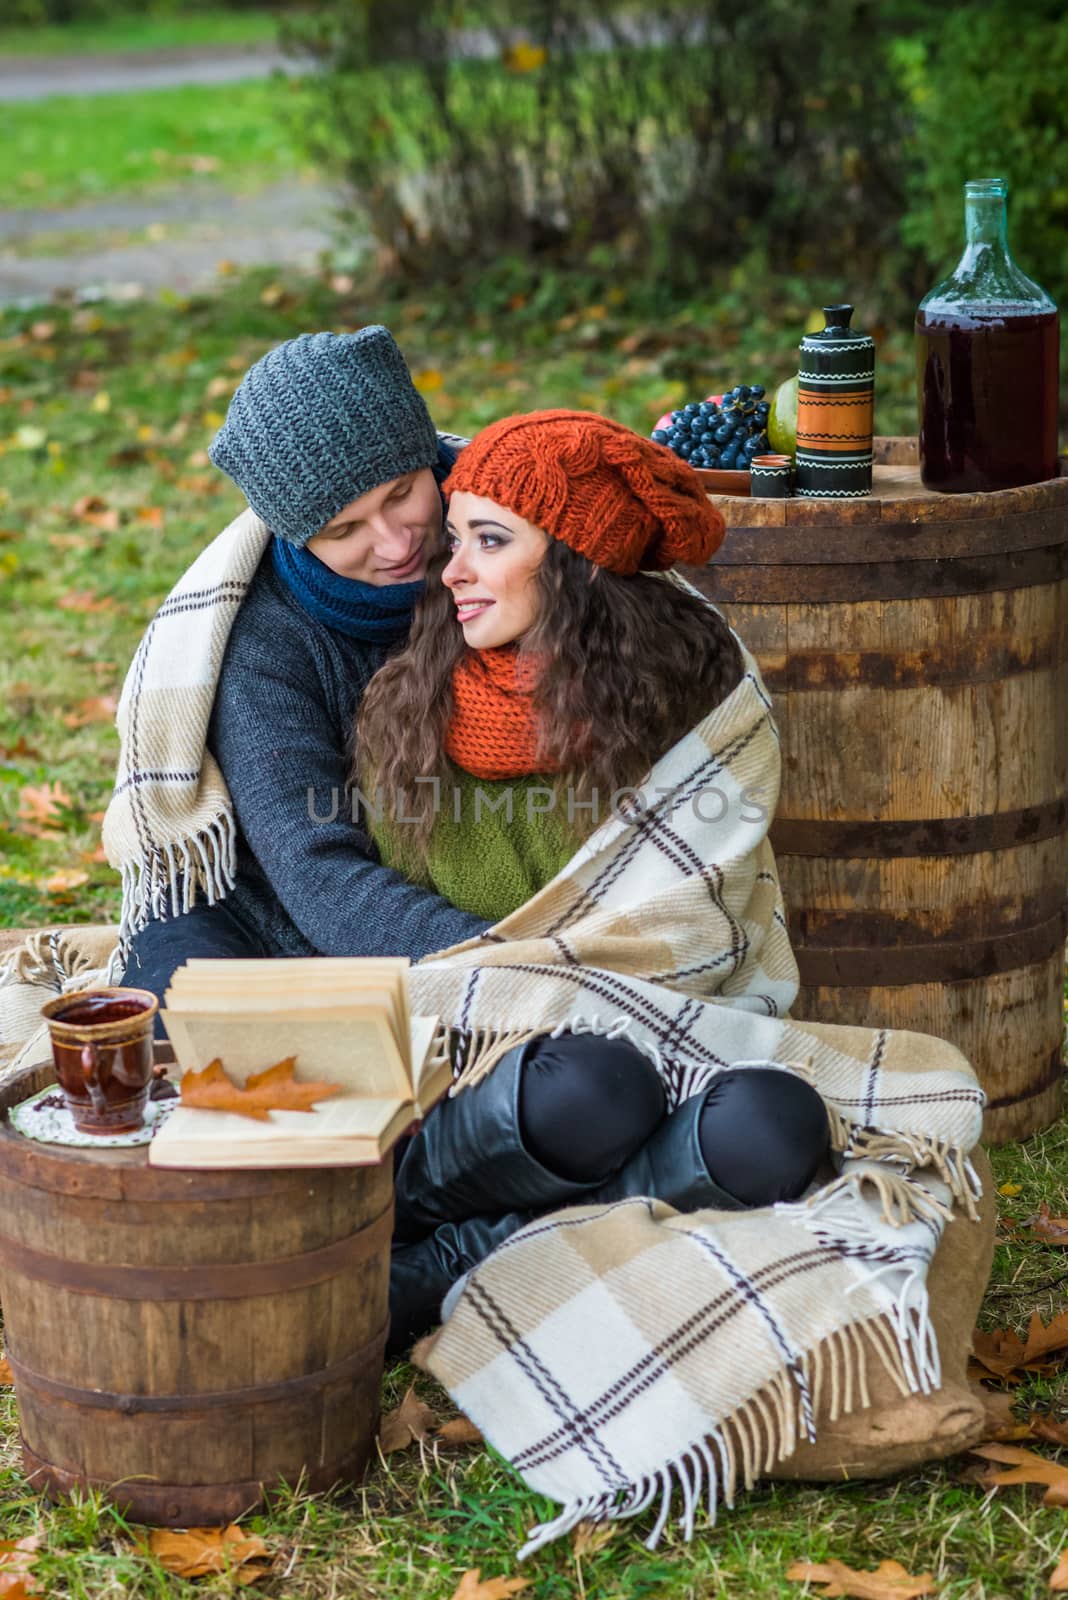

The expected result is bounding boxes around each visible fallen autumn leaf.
[379,1385,439,1453]
[572,1519,618,1557]
[450,1570,529,1600]
[43,869,89,896]
[1051,1550,1068,1591]
[785,1558,937,1599]
[970,1310,1068,1383]
[970,1442,1068,1505]
[16,782,71,837]
[146,1524,271,1584]
[57,589,115,613]
[1026,1206,1068,1247]
[437,1415,485,1448]
[62,694,118,729]
[0,1534,41,1597]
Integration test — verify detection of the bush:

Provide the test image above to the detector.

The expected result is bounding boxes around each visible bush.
[286,0,913,300]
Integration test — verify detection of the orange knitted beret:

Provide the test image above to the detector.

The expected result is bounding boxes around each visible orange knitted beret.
[442,409,726,575]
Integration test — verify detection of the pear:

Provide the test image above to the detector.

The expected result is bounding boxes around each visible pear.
[768,375,798,459]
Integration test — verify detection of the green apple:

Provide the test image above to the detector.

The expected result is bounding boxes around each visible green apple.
[768,375,798,459]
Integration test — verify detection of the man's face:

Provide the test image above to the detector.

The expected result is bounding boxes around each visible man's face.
[304,468,441,584]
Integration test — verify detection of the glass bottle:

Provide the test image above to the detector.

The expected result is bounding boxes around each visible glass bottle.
[916,177,1059,493]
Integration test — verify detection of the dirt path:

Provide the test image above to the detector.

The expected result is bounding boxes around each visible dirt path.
[0,178,343,306]
[0,43,296,101]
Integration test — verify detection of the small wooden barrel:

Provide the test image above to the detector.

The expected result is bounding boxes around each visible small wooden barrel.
[0,1046,392,1525]
[681,438,1068,1143]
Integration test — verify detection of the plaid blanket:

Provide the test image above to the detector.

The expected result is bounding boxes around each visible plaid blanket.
[405,619,986,1554]
[100,506,269,949]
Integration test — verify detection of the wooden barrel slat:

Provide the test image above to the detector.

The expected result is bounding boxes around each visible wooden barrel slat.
[682,442,1068,1142]
[0,1045,392,1523]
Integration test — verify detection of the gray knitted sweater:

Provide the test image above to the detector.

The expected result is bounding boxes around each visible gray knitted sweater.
[206,556,489,959]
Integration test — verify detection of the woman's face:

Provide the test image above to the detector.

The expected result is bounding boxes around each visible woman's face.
[442,491,550,648]
[304,468,441,584]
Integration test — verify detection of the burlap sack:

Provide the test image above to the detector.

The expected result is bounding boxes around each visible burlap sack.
[768,1146,995,1481]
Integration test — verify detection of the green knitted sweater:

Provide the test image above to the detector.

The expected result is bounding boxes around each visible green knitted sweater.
[370,763,579,925]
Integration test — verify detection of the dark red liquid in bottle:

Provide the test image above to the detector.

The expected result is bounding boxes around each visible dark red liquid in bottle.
[916,307,1059,492]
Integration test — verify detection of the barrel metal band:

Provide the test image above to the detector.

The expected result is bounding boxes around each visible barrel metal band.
[983,1050,1066,1113]
[756,630,1068,691]
[0,1202,392,1300]
[21,1440,372,1526]
[771,798,1068,858]
[707,540,1068,602]
[793,907,1068,987]
[4,1322,388,1415]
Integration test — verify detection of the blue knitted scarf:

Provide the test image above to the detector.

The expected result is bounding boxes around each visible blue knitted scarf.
[270,439,456,644]
[271,540,425,643]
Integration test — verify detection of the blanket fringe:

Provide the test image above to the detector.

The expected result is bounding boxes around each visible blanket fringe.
[809,1165,955,1231]
[519,1309,920,1559]
[827,1109,980,1221]
[447,1025,546,1092]
[118,813,237,950]
[0,929,107,993]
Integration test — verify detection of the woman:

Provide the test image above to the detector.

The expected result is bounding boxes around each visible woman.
[356,410,831,1353]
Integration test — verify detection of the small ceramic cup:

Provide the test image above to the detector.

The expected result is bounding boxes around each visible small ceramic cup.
[40,986,158,1134]
[750,455,794,498]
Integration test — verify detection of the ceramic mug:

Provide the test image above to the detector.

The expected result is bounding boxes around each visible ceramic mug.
[40,987,159,1134]
[750,455,794,498]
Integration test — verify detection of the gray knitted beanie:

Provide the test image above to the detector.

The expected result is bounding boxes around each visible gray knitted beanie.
[208,326,440,546]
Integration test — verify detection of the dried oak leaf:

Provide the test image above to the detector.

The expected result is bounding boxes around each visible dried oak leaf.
[785,1558,937,1599]
[1030,1418,1068,1448]
[970,1311,1068,1384]
[0,1534,41,1597]
[43,868,89,896]
[450,1570,529,1600]
[16,781,71,837]
[437,1415,484,1448]
[0,1357,11,1385]
[146,1524,271,1584]
[971,1386,1031,1442]
[379,1385,439,1453]
[1051,1549,1068,1591]
[572,1520,618,1557]
[57,589,115,613]
[180,1058,340,1121]
[1026,1206,1068,1247]
[62,694,118,729]
[970,1442,1068,1506]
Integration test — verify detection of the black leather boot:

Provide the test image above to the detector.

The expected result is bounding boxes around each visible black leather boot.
[392,1041,596,1244]
[387,1210,531,1358]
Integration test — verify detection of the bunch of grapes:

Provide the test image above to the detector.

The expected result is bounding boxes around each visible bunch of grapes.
[652,386,770,471]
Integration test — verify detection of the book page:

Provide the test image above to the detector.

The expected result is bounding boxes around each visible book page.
[161,1008,412,1098]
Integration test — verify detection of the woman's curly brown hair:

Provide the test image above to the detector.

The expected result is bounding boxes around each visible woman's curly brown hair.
[354,537,744,866]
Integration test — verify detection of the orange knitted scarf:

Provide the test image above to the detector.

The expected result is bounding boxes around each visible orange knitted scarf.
[445,647,562,780]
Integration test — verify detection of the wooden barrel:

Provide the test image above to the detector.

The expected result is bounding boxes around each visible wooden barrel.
[680,438,1068,1143]
[0,1045,392,1524]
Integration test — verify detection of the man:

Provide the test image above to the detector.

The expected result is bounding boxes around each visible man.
[104,326,490,1018]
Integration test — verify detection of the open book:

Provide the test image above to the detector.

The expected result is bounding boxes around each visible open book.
[149,958,448,1169]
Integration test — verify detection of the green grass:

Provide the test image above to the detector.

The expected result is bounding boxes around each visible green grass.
[0,7,280,57]
[1,76,312,209]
